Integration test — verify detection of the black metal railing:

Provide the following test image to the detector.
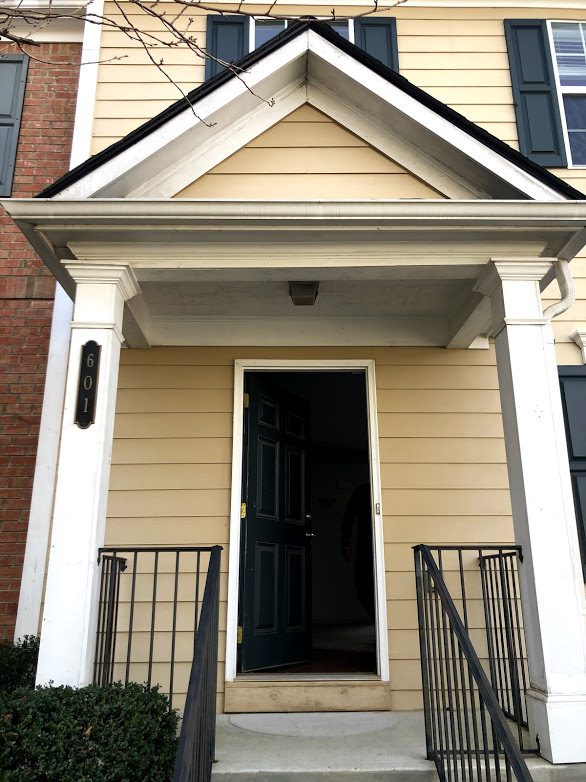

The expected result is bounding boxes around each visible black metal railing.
[414,544,535,782]
[172,545,222,782]
[479,551,529,740]
[94,546,220,714]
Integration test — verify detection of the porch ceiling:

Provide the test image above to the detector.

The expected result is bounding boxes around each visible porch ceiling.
[5,199,586,349]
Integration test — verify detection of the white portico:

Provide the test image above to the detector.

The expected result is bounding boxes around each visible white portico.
[4,197,586,764]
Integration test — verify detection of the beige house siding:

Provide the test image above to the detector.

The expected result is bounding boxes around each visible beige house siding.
[105,344,512,712]
[174,105,444,199]
[92,4,586,154]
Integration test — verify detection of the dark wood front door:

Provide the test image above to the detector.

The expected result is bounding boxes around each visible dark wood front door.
[240,373,311,672]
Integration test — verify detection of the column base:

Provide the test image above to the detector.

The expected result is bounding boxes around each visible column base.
[527,688,586,763]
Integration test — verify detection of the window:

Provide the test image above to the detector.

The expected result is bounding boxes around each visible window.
[252,19,353,49]
[205,15,398,82]
[0,55,29,197]
[550,22,586,166]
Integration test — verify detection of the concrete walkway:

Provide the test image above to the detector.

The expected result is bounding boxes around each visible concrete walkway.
[212,712,586,781]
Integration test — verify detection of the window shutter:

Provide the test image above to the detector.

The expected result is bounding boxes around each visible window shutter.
[205,15,250,81]
[0,55,28,197]
[354,18,398,71]
[559,368,586,581]
[504,19,567,167]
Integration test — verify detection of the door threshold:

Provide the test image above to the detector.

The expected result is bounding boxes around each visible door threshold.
[236,673,381,682]
[224,677,391,712]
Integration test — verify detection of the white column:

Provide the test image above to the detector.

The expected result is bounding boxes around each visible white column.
[36,264,138,688]
[477,259,586,764]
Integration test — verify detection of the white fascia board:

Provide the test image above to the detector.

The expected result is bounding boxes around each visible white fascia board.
[6,199,586,227]
[53,32,310,200]
[69,0,103,168]
[307,32,568,202]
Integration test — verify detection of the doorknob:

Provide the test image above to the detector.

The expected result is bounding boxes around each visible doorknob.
[305,513,312,520]
[305,532,317,538]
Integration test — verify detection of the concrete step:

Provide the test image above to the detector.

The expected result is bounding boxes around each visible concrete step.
[212,712,586,782]
[212,712,438,781]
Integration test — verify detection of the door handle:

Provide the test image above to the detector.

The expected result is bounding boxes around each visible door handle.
[305,532,317,538]
[305,513,312,520]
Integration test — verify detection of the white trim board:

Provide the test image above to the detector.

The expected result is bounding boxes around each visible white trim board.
[225,358,389,686]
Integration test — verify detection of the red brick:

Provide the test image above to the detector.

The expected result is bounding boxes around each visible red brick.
[0,41,81,639]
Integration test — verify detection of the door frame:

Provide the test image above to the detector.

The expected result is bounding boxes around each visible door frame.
[225,359,389,683]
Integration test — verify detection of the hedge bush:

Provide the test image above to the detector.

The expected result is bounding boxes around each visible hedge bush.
[0,636,39,692]
[0,681,179,782]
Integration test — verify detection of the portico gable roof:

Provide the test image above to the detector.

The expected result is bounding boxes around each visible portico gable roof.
[37,20,585,202]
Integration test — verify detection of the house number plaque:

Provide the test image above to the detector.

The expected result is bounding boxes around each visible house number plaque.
[75,341,101,429]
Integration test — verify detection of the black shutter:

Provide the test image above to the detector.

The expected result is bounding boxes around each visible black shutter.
[504,19,567,167]
[205,15,250,81]
[559,367,586,581]
[354,18,398,70]
[0,55,28,197]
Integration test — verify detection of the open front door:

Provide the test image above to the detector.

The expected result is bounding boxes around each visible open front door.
[240,373,311,672]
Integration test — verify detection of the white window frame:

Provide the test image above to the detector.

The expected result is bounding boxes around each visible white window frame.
[547,19,586,168]
[249,17,354,52]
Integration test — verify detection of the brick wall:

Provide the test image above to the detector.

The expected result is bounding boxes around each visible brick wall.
[0,43,81,640]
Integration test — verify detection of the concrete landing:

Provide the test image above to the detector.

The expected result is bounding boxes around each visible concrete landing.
[213,712,437,781]
[212,712,586,782]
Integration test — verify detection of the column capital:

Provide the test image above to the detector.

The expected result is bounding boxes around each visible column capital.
[475,259,554,297]
[64,262,140,302]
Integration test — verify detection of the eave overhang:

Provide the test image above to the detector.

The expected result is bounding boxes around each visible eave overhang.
[6,197,586,290]
[5,198,586,349]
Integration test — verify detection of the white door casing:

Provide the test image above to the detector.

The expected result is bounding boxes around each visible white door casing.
[225,359,389,683]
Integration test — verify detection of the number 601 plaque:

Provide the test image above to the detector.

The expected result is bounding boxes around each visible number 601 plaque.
[75,341,101,429]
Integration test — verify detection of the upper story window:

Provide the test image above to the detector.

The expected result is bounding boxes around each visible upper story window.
[253,19,353,49]
[550,22,586,166]
[204,15,397,81]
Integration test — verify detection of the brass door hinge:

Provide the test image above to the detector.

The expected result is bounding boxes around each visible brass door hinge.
[243,393,249,408]
[237,625,243,644]
[241,502,246,519]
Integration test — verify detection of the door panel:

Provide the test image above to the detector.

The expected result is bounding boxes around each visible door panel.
[240,373,311,672]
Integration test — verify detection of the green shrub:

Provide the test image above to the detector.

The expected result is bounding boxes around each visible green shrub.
[0,681,179,782]
[0,636,39,692]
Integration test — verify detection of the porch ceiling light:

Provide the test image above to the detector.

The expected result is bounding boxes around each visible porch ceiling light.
[288,281,319,306]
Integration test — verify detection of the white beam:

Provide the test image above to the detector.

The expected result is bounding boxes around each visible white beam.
[478,259,586,764]
[36,264,139,687]
[446,291,492,349]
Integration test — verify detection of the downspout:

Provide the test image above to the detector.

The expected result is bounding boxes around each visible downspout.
[543,259,576,321]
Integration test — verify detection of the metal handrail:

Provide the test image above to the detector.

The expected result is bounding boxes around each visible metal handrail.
[414,544,534,782]
[172,545,222,782]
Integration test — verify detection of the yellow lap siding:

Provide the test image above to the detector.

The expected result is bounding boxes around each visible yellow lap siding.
[105,344,513,713]
[174,106,445,200]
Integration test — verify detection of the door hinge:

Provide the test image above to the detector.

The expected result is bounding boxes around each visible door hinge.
[241,502,246,519]
[237,625,243,644]
[243,393,249,408]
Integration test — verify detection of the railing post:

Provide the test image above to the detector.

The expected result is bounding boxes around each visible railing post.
[414,546,433,761]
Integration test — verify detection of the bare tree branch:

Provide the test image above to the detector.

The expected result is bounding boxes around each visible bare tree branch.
[0,0,407,114]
